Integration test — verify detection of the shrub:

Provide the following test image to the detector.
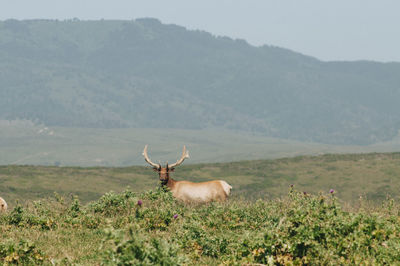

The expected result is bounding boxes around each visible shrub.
[6,205,55,230]
[89,190,137,216]
[1,188,399,264]
[0,240,47,265]
[102,227,186,265]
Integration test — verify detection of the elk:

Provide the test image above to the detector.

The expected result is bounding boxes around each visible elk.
[143,145,232,203]
[0,197,7,212]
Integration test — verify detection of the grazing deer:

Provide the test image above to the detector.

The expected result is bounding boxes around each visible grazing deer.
[0,197,7,212]
[143,145,232,203]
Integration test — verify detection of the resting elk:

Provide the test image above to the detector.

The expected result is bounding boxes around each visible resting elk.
[143,145,232,203]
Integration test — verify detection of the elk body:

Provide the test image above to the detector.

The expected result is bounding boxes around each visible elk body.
[0,197,7,212]
[143,145,232,203]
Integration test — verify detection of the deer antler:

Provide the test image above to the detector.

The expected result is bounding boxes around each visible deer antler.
[168,145,190,169]
[143,145,161,169]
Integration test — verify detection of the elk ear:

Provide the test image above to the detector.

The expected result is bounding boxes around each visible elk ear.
[169,168,175,172]
[153,167,160,172]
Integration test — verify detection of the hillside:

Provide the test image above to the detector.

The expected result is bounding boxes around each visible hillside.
[1,19,400,145]
[1,152,400,207]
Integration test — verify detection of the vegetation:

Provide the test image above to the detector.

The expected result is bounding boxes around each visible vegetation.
[1,19,400,145]
[1,125,388,166]
[1,152,400,208]
[0,188,399,265]
[1,152,400,264]
[2,17,399,265]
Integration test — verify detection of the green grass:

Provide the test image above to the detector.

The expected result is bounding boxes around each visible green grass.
[1,189,399,265]
[2,126,400,166]
[2,152,400,208]
[1,152,400,264]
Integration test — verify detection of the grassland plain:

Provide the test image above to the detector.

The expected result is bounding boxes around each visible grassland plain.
[0,188,399,265]
[1,152,400,208]
[2,126,400,166]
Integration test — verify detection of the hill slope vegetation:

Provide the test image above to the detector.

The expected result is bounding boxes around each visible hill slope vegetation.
[1,152,400,206]
[1,19,400,145]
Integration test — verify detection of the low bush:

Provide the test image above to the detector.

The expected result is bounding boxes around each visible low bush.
[0,188,399,264]
[102,227,186,265]
[0,240,47,265]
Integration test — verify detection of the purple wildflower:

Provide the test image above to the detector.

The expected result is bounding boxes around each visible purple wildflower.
[329,189,335,194]
[173,214,178,219]
[137,200,143,206]
[290,184,294,188]
[303,191,307,195]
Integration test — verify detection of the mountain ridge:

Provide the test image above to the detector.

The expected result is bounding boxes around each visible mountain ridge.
[1,18,400,145]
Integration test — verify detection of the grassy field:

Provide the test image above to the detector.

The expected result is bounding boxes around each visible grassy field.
[0,189,399,265]
[1,152,400,208]
[1,152,400,264]
[2,125,400,166]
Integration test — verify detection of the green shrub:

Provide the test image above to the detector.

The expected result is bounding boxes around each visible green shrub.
[68,196,82,218]
[1,188,399,264]
[89,190,137,216]
[0,240,47,265]
[102,227,186,265]
[7,205,55,230]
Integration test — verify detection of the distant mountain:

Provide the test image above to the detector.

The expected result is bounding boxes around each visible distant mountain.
[1,18,400,145]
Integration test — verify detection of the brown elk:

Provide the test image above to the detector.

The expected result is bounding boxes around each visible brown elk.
[0,197,7,212]
[143,145,232,203]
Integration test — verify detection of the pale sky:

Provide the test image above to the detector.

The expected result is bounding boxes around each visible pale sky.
[1,0,399,62]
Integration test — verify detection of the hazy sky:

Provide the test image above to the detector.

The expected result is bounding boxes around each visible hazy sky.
[1,0,399,62]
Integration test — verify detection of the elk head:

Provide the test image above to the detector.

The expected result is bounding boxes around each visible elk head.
[143,145,189,185]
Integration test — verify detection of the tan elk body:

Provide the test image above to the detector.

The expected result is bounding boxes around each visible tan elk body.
[143,145,232,203]
[0,197,7,212]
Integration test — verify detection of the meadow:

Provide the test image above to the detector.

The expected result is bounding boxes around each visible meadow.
[1,152,400,264]
[2,125,400,166]
[1,152,400,207]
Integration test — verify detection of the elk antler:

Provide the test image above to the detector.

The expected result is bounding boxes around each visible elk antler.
[143,145,161,169]
[168,145,190,169]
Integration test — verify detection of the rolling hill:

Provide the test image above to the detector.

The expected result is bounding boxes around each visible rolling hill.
[1,152,400,207]
[1,18,400,145]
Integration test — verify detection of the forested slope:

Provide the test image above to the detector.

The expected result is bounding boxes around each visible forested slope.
[1,19,400,144]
